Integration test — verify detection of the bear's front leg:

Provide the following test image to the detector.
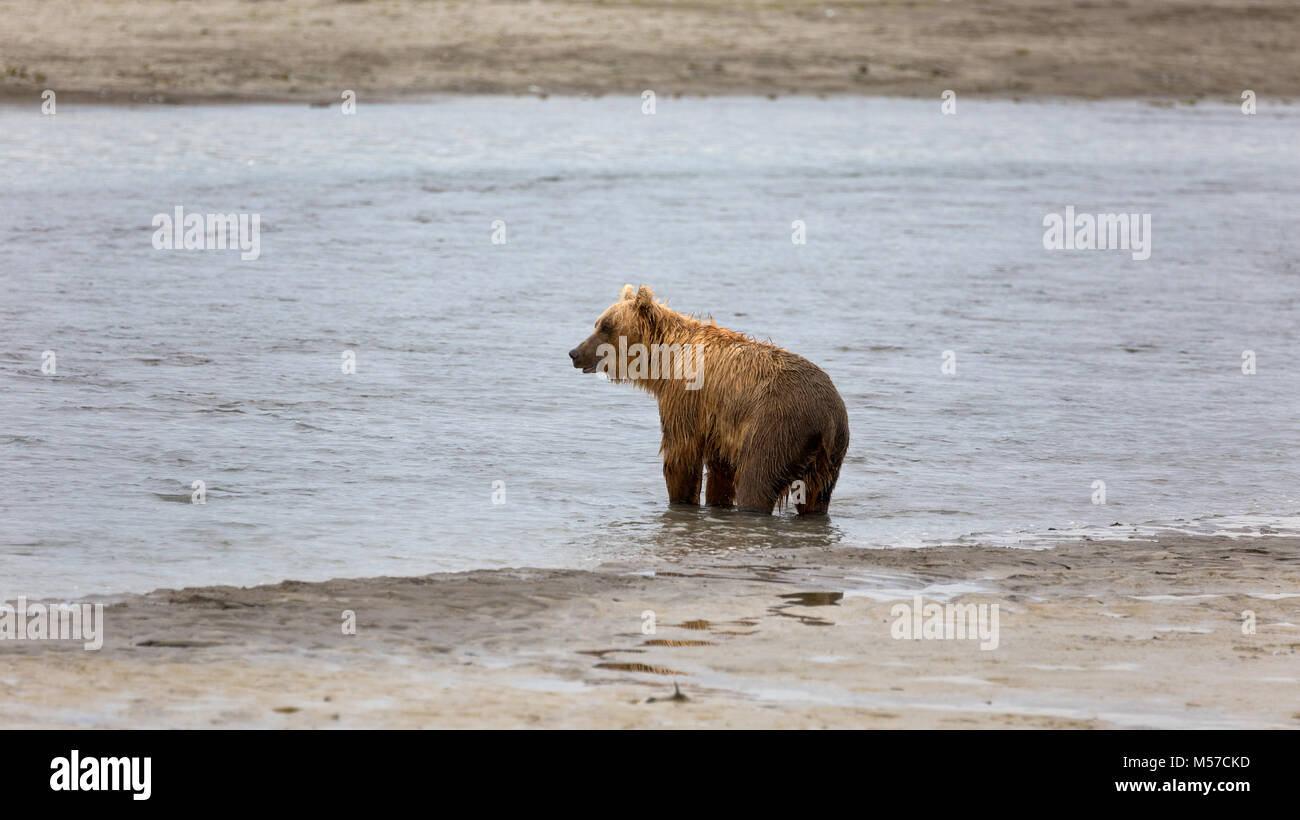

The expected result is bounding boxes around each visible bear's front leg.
[662,457,702,505]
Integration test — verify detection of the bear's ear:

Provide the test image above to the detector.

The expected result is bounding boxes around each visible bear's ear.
[634,285,656,310]
[619,284,636,301]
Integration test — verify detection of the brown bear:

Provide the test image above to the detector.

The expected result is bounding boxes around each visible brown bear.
[568,284,850,515]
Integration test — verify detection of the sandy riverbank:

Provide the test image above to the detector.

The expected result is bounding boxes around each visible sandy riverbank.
[2,534,1297,728]
[1,0,1298,104]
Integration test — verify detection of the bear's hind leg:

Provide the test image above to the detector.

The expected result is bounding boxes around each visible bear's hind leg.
[705,460,735,507]
[734,473,781,514]
[795,429,847,516]
[794,475,830,516]
[733,450,786,515]
[735,427,827,515]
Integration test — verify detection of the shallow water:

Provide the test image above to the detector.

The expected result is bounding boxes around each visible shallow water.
[2,96,1299,600]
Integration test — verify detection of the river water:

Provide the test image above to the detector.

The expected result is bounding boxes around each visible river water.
[2,96,1298,599]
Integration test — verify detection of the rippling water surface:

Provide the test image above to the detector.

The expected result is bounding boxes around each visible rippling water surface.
[2,97,1298,599]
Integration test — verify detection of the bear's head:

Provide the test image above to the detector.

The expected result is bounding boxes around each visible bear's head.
[568,284,660,374]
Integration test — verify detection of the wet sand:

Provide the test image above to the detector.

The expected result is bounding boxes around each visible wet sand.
[1,0,1298,103]
[3,534,1297,728]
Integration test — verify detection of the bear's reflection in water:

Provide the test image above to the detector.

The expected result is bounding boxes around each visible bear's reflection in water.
[592,505,845,561]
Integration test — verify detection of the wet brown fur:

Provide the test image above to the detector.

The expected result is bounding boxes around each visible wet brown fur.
[568,285,850,515]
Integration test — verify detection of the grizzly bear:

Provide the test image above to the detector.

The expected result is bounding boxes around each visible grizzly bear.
[568,285,850,515]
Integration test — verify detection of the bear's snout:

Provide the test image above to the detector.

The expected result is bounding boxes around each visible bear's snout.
[569,341,601,373]
[569,346,593,371]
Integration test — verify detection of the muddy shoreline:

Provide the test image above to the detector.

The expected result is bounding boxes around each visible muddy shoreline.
[3,535,1297,728]
[2,1,1298,105]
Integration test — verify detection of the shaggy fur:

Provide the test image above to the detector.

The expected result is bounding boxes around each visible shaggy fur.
[568,284,850,515]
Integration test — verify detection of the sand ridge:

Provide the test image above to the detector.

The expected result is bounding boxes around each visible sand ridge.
[2,535,1297,728]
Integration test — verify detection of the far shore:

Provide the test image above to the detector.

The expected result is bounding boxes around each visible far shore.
[2,0,1298,106]
[3,534,1297,729]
